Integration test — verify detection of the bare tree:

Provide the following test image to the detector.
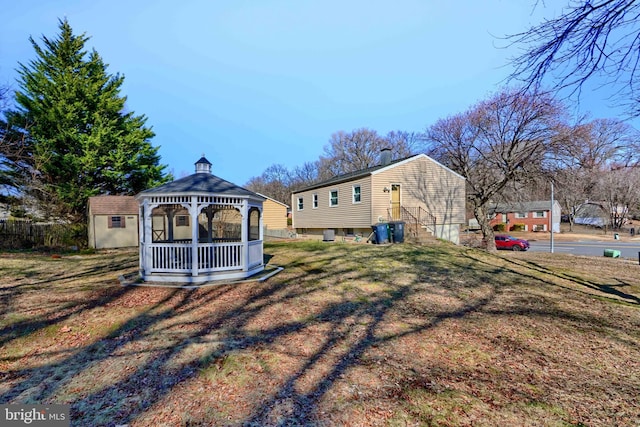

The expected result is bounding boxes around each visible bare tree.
[385,130,423,154]
[319,128,415,176]
[573,118,640,168]
[0,84,10,111]
[507,0,640,116]
[0,85,32,206]
[548,117,640,229]
[244,163,293,205]
[597,166,640,229]
[290,161,322,189]
[425,88,564,251]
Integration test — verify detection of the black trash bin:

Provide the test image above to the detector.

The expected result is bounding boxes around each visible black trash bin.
[371,223,390,244]
[388,221,405,243]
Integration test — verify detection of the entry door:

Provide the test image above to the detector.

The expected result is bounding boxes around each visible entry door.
[391,184,401,220]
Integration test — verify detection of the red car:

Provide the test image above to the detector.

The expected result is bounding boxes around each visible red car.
[495,235,530,251]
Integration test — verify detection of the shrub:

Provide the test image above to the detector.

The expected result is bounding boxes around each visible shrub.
[493,223,506,232]
[511,223,526,232]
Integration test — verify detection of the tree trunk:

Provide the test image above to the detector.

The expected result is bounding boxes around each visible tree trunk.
[473,203,497,252]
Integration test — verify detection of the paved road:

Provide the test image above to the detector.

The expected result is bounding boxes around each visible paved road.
[528,239,640,259]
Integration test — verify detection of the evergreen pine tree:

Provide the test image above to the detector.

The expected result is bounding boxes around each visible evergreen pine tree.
[6,18,170,221]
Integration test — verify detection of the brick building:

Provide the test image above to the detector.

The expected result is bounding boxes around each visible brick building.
[488,200,561,232]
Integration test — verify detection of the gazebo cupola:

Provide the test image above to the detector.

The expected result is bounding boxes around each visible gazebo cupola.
[135,156,266,284]
[195,156,212,174]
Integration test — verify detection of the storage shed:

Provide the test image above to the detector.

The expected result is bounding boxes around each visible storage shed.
[88,195,139,249]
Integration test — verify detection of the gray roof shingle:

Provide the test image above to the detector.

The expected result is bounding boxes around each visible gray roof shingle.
[137,173,264,199]
[292,154,419,193]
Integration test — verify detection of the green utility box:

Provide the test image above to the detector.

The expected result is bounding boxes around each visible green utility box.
[604,249,621,258]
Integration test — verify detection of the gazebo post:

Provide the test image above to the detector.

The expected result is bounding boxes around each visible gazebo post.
[166,207,175,242]
[143,200,153,277]
[259,205,264,241]
[190,196,199,277]
[138,202,144,273]
[241,201,249,272]
[206,205,213,243]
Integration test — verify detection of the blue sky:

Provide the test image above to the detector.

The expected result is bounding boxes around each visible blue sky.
[1,1,634,185]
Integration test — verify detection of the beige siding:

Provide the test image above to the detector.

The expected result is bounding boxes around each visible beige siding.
[293,176,373,229]
[89,214,139,249]
[299,227,372,240]
[173,216,192,240]
[263,199,288,229]
[371,156,466,225]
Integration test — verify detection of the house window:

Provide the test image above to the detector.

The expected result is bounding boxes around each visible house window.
[533,224,546,231]
[352,185,361,203]
[176,215,189,226]
[313,193,318,209]
[297,197,304,211]
[109,216,124,228]
[533,211,546,218]
[330,190,338,207]
[515,212,527,218]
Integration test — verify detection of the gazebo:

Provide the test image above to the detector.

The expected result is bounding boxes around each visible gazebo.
[135,156,265,283]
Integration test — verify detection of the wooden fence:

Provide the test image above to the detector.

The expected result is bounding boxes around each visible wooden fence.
[0,220,87,250]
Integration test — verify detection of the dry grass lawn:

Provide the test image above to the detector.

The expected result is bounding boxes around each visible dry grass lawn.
[1,241,639,426]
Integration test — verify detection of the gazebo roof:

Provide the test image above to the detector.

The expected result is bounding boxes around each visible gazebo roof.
[137,173,264,199]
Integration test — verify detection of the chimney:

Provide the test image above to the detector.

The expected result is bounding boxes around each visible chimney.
[195,155,212,174]
[380,148,392,166]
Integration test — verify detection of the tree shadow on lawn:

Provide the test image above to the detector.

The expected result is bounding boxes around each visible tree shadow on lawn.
[2,244,631,426]
[0,254,140,347]
[504,256,640,306]
[0,246,508,425]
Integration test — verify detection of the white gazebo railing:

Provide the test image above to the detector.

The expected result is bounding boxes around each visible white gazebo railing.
[150,243,192,272]
[197,242,243,271]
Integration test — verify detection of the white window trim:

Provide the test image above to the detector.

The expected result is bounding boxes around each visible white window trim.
[515,212,528,219]
[352,185,361,204]
[329,189,338,207]
[312,193,318,209]
[297,197,304,211]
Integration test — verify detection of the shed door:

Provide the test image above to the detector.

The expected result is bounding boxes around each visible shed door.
[391,184,401,220]
[152,215,166,241]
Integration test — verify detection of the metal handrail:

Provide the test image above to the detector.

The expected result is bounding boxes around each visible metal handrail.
[387,206,436,235]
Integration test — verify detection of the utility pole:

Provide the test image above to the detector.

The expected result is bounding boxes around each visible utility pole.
[550,180,554,253]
